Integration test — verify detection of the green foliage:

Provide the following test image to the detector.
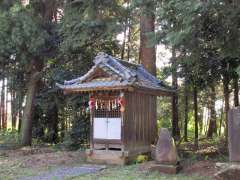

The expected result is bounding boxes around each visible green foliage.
[158,0,240,90]
[0,3,48,66]
[2,0,128,146]
[155,0,240,142]
[0,129,20,148]
[157,97,172,129]
[66,95,90,149]
[0,0,238,148]
[59,0,124,55]
[35,0,128,147]
[135,155,148,164]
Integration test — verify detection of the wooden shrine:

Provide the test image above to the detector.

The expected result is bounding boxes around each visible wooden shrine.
[57,52,174,165]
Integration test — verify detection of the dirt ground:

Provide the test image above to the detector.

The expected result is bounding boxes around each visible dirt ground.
[182,160,217,177]
[0,140,227,180]
[139,160,217,178]
[0,146,87,179]
[0,146,86,168]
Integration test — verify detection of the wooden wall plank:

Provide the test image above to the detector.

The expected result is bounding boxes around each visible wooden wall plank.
[123,90,157,153]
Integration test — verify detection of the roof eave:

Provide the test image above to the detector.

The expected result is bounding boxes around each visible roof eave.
[58,82,175,96]
[62,86,134,94]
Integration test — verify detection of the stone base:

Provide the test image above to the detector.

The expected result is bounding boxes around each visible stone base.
[86,149,127,165]
[215,162,240,180]
[148,163,181,174]
[86,148,151,165]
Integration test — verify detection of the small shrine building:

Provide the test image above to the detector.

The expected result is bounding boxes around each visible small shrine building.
[57,52,174,164]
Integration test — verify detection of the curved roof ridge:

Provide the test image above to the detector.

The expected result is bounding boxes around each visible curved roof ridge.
[56,52,174,95]
[64,64,98,85]
[107,55,137,81]
[137,65,162,85]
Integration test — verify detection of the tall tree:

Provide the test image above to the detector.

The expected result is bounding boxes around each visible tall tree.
[193,86,198,149]
[21,58,43,145]
[171,47,180,140]
[21,0,60,145]
[138,0,157,142]
[1,79,5,129]
[223,70,230,142]
[207,85,217,138]
[139,1,156,75]
[233,75,239,107]
[0,1,50,144]
[184,78,189,142]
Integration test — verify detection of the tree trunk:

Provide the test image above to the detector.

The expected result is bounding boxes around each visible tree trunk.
[30,0,57,22]
[60,118,65,142]
[184,79,189,142]
[4,80,8,129]
[207,85,217,138]
[219,99,224,136]
[171,47,180,140]
[223,75,230,143]
[1,79,5,129]
[233,76,239,107]
[0,80,2,130]
[47,102,59,143]
[193,87,198,149]
[139,4,156,75]
[139,2,157,142]
[11,90,17,130]
[17,84,24,133]
[21,58,42,146]
[121,18,128,60]
[20,0,56,145]
[21,71,41,145]
[127,18,131,61]
[52,103,58,143]
[18,106,23,132]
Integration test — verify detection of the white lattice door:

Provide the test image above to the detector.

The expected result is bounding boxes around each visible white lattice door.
[107,118,121,140]
[93,118,121,140]
[94,118,107,139]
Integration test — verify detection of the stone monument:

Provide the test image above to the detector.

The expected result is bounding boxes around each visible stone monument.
[149,128,180,174]
[155,128,178,164]
[228,107,240,162]
[214,107,240,179]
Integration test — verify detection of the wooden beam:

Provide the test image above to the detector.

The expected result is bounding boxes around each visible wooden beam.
[63,86,134,95]
[93,139,122,144]
[133,86,175,97]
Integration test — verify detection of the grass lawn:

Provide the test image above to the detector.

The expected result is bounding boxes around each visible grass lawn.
[69,164,211,180]
[0,147,86,180]
[0,150,215,180]
[0,133,225,180]
[0,156,41,180]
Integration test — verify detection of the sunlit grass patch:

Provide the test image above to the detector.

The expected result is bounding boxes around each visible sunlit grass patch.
[69,164,211,180]
[0,129,20,148]
[0,156,40,180]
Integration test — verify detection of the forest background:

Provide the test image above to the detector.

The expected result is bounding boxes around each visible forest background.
[0,0,239,149]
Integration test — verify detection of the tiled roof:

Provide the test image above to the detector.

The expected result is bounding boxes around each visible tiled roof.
[59,80,129,90]
[57,52,174,94]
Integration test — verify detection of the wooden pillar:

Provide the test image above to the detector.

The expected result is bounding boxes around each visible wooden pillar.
[89,93,94,151]
[120,91,125,153]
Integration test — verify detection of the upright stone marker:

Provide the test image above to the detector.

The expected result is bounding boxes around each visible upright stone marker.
[148,128,180,174]
[228,107,240,162]
[214,107,240,179]
[155,128,178,164]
